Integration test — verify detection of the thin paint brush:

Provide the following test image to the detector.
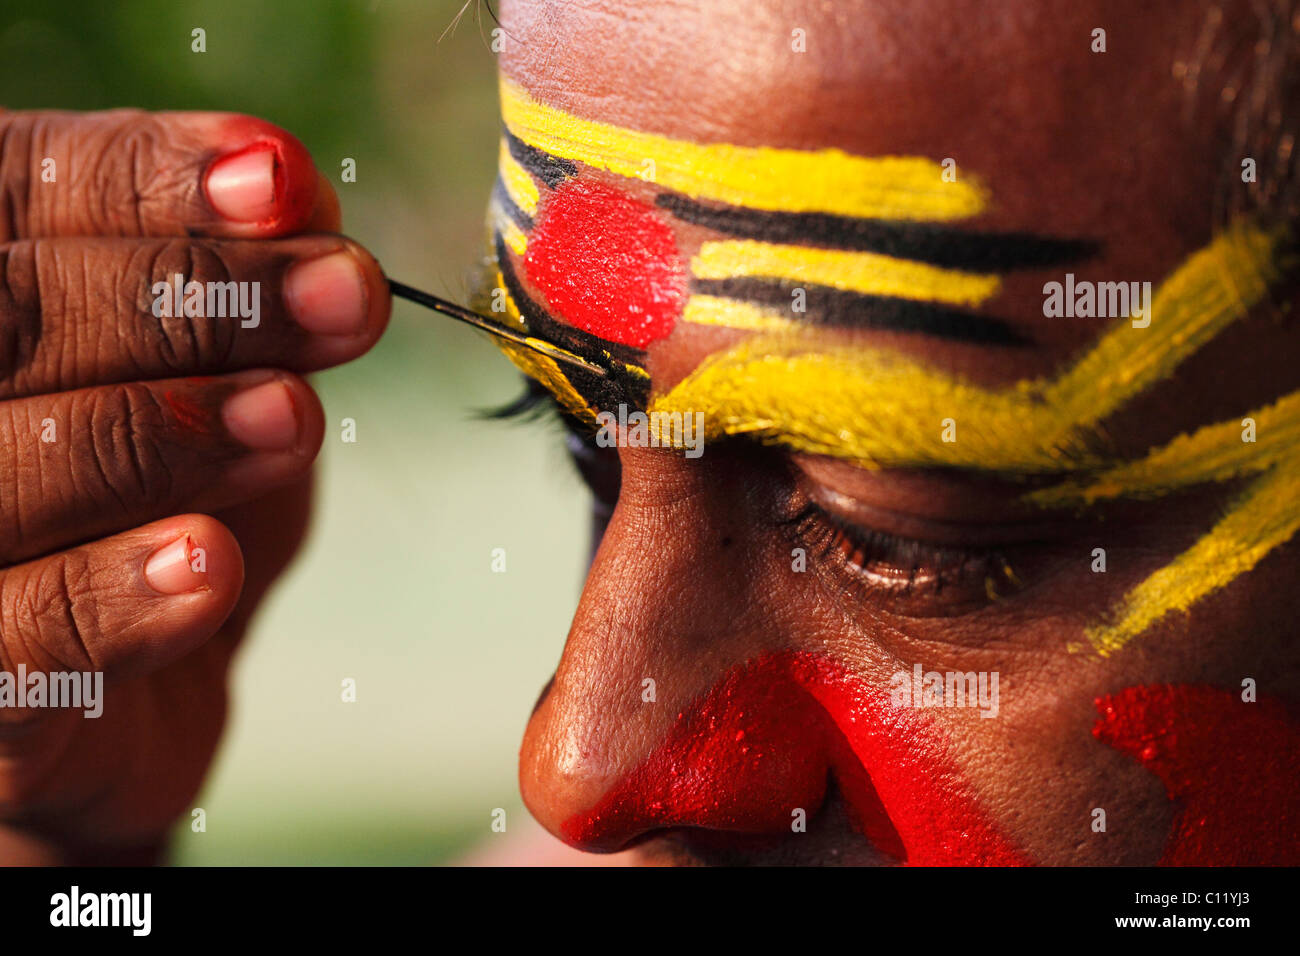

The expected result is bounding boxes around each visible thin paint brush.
[388,279,607,378]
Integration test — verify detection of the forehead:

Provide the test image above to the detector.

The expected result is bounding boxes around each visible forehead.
[495,0,1295,449]
[499,0,1216,255]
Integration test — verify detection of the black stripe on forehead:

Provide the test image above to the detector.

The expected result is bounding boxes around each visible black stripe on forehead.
[504,128,577,188]
[692,278,1029,346]
[657,194,1099,270]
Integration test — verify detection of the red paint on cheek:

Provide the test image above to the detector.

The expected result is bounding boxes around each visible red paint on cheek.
[561,652,1028,865]
[524,180,685,347]
[1093,684,1300,865]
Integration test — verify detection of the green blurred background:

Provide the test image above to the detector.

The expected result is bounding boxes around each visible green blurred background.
[0,0,591,863]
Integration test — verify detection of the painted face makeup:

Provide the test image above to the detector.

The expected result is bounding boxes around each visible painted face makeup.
[563,660,1300,865]
[1093,685,1300,865]
[486,77,1095,421]
[524,179,684,347]
[652,224,1297,654]
[489,75,1296,656]
[562,652,1028,865]
[487,76,1298,864]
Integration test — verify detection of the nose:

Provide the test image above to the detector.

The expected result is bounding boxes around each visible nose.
[518,446,831,851]
[516,453,1031,865]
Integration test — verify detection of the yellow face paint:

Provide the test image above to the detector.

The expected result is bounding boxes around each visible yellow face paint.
[499,77,986,222]
[681,296,801,333]
[498,137,539,217]
[490,268,599,425]
[648,221,1294,654]
[652,222,1286,468]
[490,200,528,255]
[692,240,1001,308]
[1026,390,1300,653]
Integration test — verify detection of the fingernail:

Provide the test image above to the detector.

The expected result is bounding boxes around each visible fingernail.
[222,380,299,451]
[145,535,204,594]
[284,251,369,336]
[206,146,277,222]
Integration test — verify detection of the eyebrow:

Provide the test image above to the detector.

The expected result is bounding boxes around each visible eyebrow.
[652,223,1285,470]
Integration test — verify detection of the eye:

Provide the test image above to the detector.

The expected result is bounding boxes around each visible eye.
[781,487,1029,619]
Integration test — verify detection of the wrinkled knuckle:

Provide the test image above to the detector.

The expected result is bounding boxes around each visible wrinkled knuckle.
[0,113,44,242]
[0,242,42,392]
[78,383,174,508]
[0,550,102,674]
[92,110,170,236]
[134,239,238,373]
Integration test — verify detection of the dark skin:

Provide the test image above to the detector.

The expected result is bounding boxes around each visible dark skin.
[0,1,1294,865]
[0,110,390,862]
[503,0,1298,864]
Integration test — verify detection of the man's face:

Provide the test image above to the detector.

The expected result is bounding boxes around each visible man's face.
[492,0,1299,864]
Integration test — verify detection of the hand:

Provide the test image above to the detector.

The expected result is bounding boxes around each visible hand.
[0,109,390,862]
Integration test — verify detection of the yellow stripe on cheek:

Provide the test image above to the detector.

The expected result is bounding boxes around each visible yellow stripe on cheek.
[648,221,1294,656]
[1085,465,1300,655]
[1025,389,1300,654]
[499,77,987,222]
[693,240,1002,307]
[1026,389,1300,507]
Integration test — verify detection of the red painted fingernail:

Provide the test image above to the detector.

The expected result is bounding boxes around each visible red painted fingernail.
[206,145,277,222]
[144,535,204,594]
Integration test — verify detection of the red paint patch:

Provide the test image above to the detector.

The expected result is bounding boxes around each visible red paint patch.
[1093,684,1300,865]
[524,180,684,348]
[163,389,211,433]
[561,652,1028,865]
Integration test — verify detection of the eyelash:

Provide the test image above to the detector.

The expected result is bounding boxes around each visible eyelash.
[780,497,1019,612]
[496,375,1021,614]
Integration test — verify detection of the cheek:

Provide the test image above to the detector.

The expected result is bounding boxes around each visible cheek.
[1094,684,1300,865]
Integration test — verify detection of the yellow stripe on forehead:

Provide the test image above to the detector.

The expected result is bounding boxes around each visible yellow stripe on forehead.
[693,240,1002,308]
[499,77,986,221]
[653,221,1287,472]
[490,75,1297,656]
[498,137,539,216]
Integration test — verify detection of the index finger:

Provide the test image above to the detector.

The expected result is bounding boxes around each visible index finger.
[0,109,341,241]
